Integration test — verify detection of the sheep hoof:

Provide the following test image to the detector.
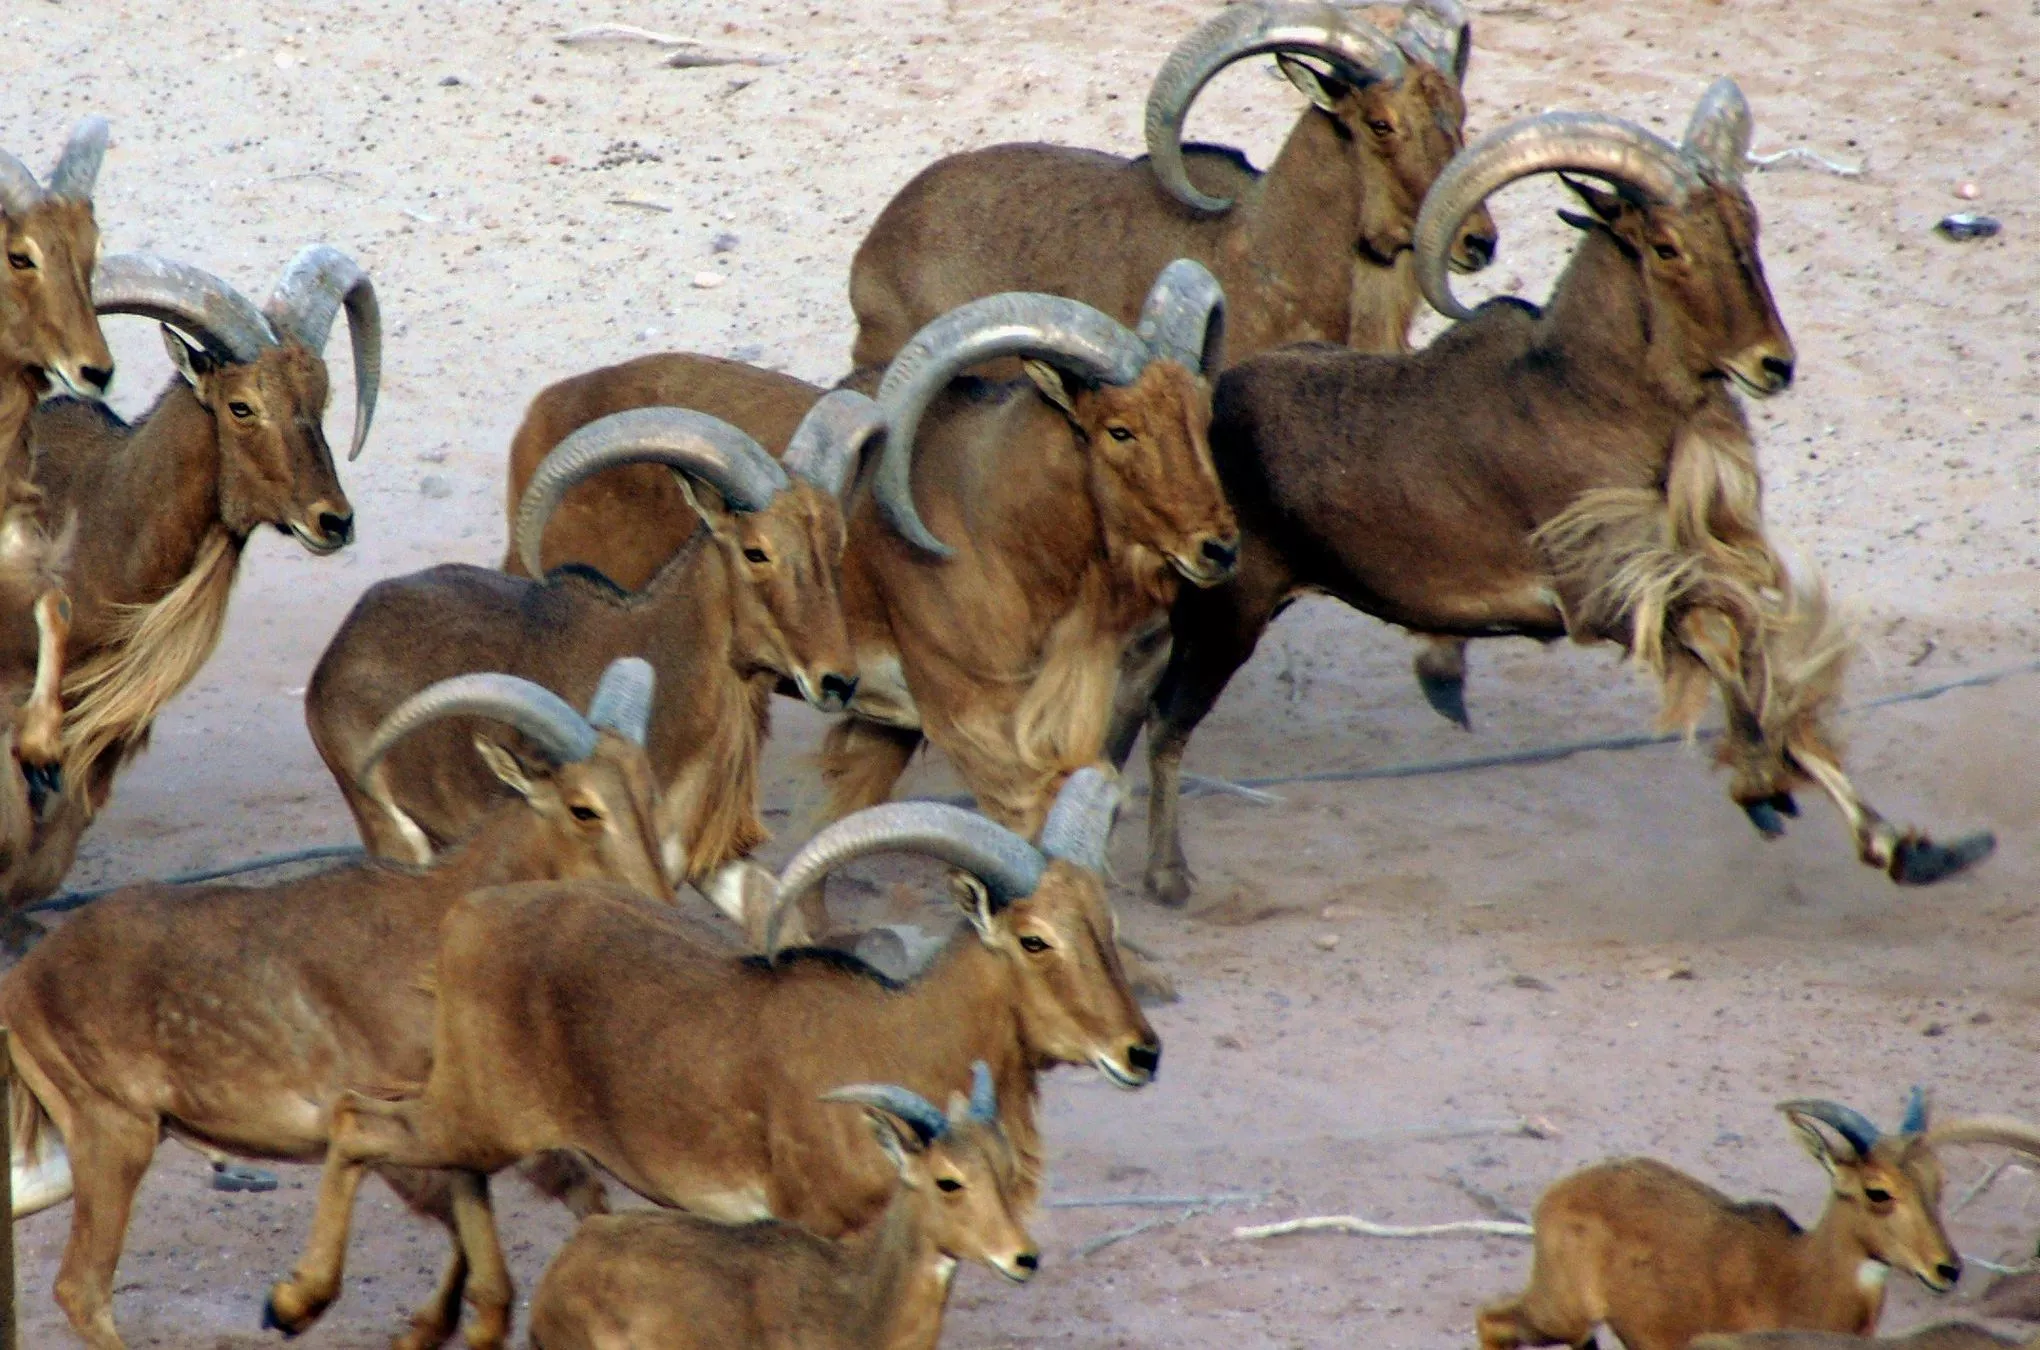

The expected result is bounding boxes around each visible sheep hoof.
[1417,670,1471,730]
[1743,799,1789,838]
[1890,831,1996,886]
[1143,863,1195,909]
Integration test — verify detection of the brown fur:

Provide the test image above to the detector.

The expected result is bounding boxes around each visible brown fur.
[1694,1327,2036,1350]
[0,723,669,1350]
[1129,168,1938,905]
[1480,1115,1962,1350]
[268,854,1157,1350]
[308,479,847,887]
[528,1098,1035,1350]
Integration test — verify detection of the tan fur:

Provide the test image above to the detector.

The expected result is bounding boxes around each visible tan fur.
[1480,1112,1965,1350]
[268,850,1157,1350]
[1694,1325,2037,1350]
[57,526,237,807]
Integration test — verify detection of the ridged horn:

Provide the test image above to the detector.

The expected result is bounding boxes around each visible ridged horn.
[354,672,599,789]
[822,1083,951,1146]
[1779,1099,1881,1160]
[1923,1115,2040,1157]
[766,802,1048,955]
[92,253,276,364]
[585,657,655,748]
[1145,1,1406,214]
[1682,76,1753,182]
[1039,767,1123,873]
[265,245,382,461]
[873,292,1153,556]
[967,1060,998,1124]
[45,116,110,202]
[516,407,789,578]
[1414,111,1697,320]
[784,389,885,499]
[1135,259,1227,376]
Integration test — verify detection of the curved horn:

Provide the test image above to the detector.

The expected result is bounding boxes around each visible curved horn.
[967,1060,999,1124]
[1135,259,1227,376]
[1145,1,1406,214]
[784,389,885,499]
[873,293,1153,556]
[584,657,655,748]
[1923,1115,2040,1157]
[515,407,789,578]
[822,1083,951,1146]
[1682,76,1753,182]
[767,802,1048,954]
[0,148,41,220]
[264,245,382,461]
[1039,767,1123,873]
[1414,111,1697,320]
[1779,1099,1881,1160]
[45,116,110,202]
[92,253,275,363]
[354,672,599,789]
[1899,1084,1929,1136]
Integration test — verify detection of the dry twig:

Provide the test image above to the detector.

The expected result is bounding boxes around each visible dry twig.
[1746,146,1866,179]
[1236,1214,1533,1241]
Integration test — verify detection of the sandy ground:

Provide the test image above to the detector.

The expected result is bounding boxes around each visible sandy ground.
[5,0,2040,1345]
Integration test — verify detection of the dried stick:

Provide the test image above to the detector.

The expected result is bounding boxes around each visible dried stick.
[1181,773,1282,805]
[1746,146,1866,179]
[1049,1192,1262,1210]
[1957,1159,2016,1212]
[1446,1168,1531,1225]
[1081,1204,1212,1258]
[556,23,699,47]
[1235,1214,1533,1241]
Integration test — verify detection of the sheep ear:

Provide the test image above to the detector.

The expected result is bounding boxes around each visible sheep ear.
[1023,360,1077,422]
[674,472,738,540]
[1277,54,1347,112]
[949,872,999,947]
[161,325,216,385]
[865,1107,928,1172]
[474,734,541,802]
[1784,1112,1853,1175]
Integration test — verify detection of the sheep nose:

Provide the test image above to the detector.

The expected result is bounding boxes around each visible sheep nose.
[819,673,858,709]
[318,510,355,547]
[1761,355,1794,390]
[1937,1260,1963,1286]
[1126,1041,1161,1078]
[1458,231,1496,270]
[1200,536,1239,572]
[1015,1252,1039,1273]
[80,364,113,392]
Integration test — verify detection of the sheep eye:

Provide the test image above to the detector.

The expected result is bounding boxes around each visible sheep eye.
[228,401,255,419]
[1653,243,1679,261]
[1019,935,1050,954]
[1863,1187,1892,1204]
[936,1177,963,1193]
[1368,119,1394,136]
[6,252,32,271]
[743,547,769,564]
[569,804,601,822]
[1105,426,1135,443]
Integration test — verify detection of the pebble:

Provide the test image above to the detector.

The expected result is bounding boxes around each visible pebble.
[1956,181,1980,199]
[691,270,726,290]
[711,230,740,254]
[419,475,453,500]
[1313,933,1339,951]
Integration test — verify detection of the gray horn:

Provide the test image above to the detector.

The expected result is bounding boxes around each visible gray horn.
[1395,0,1471,80]
[1778,1099,1882,1160]
[1038,766,1123,873]
[1145,1,1406,214]
[766,802,1049,955]
[873,292,1153,556]
[784,389,885,499]
[1414,111,1697,321]
[585,656,656,748]
[1135,259,1227,376]
[516,407,789,578]
[1899,1084,1929,1136]
[92,253,276,364]
[0,146,40,220]
[967,1060,998,1124]
[822,1083,951,1146]
[354,672,600,789]
[46,116,110,202]
[1923,1115,2040,1157]
[1681,76,1754,183]
[264,245,382,461]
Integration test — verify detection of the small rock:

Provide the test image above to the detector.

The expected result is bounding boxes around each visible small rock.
[1510,973,1553,992]
[531,92,548,105]
[439,74,463,87]
[547,154,569,166]
[274,50,298,71]
[416,448,448,464]
[1654,962,1696,981]
[1521,1115,1560,1139]
[710,230,740,254]
[730,343,764,362]
[1971,1010,1994,1025]
[1936,212,2001,241]
[1313,933,1339,951]
[1714,1130,1745,1146]
[418,475,453,500]
[1956,181,1980,200]
[1214,1034,1244,1051]
[637,326,660,342]
[1921,1021,1948,1038]
[691,270,726,290]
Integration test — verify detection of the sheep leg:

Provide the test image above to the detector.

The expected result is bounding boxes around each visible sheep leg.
[1790,745,1995,886]
[49,1105,156,1350]
[1478,1291,1595,1350]
[17,588,71,811]
[1104,620,1173,769]
[448,1170,514,1350]
[263,1137,371,1335]
[1413,634,1472,730]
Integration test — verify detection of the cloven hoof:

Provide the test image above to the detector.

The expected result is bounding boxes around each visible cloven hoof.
[1416,669,1471,731]
[1740,791,1799,839]
[1890,830,1996,886]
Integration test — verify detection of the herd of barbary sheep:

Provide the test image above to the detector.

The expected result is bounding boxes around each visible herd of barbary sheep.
[0,1,2020,1347]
